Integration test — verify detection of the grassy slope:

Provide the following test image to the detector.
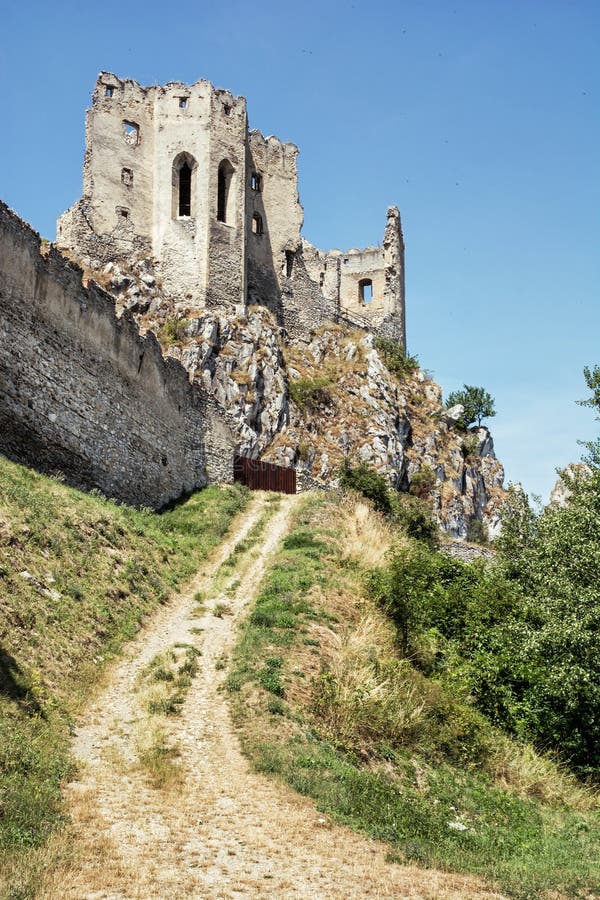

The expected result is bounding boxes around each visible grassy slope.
[0,455,247,878]
[227,493,599,900]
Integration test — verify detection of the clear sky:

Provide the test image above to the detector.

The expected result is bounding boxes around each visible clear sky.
[1,0,598,500]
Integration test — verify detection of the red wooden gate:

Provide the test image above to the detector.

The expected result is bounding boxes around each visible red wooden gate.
[233,454,296,494]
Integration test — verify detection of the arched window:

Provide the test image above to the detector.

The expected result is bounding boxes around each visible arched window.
[251,212,263,235]
[178,163,192,216]
[359,278,373,304]
[217,160,235,223]
[172,152,197,219]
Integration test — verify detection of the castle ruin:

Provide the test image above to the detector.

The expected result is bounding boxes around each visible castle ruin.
[57,73,406,345]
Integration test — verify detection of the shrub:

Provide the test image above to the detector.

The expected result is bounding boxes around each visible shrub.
[466,519,488,545]
[156,316,187,347]
[374,337,419,379]
[391,494,439,547]
[288,376,333,411]
[408,465,436,499]
[339,459,392,516]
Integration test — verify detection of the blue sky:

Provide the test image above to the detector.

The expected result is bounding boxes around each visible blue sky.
[1,0,598,500]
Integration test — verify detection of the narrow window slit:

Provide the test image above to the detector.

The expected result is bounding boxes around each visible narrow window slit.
[217,160,234,223]
[178,162,192,216]
[285,250,295,278]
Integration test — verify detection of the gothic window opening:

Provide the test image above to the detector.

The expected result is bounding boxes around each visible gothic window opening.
[359,278,373,304]
[250,171,262,192]
[223,103,232,116]
[178,162,192,216]
[251,213,263,235]
[172,152,197,219]
[179,97,188,108]
[285,250,295,278]
[217,159,234,223]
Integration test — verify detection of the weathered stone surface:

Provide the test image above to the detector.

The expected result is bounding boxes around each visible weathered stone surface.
[441,404,464,425]
[549,463,592,508]
[0,202,234,508]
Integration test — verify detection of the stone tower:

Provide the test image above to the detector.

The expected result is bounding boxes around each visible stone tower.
[58,72,406,347]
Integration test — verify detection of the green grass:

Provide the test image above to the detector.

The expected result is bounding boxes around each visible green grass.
[228,494,600,899]
[141,644,201,716]
[0,454,247,882]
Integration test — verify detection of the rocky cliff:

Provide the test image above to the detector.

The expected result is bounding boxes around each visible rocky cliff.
[77,254,506,538]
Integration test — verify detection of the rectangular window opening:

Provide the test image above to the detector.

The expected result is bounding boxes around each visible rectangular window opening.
[359,279,373,304]
[121,167,133,187]
[179,97,188,108]
[250,172,262,192]
[105,86,114,98]
[123,121,140,146]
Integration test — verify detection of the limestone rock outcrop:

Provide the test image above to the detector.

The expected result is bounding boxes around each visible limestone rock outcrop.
[77,255,506,539]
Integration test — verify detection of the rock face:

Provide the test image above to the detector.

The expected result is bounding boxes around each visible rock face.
[549,463,592,508]
[74,254,507,539]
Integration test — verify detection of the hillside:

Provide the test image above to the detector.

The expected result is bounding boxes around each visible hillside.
[0,455,247,894]
[228,492,600,898]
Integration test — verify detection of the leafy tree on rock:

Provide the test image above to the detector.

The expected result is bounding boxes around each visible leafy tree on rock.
[446,384,496,428]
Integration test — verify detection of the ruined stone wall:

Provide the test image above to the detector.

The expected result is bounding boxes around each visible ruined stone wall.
[57,74,155,263]
[245,131,302,318]
[0,202,233,507]
[151,80,215,302]
[205,90,247,310]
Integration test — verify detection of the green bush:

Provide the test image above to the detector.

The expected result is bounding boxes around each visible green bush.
[374,337,419,379]
[390,494,439,547]
[339,459,393,516]
[288,376,333,411]
[445,385,496,429]
[466,519,488,545]
[156,316,187,347]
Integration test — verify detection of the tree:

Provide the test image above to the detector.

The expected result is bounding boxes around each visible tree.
[577,364,600,467]
[446,384,496,428]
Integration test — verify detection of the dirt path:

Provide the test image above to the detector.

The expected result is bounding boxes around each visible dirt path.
[43,492,503,900]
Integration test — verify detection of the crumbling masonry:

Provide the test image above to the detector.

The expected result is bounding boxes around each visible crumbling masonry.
[57,73,406,345]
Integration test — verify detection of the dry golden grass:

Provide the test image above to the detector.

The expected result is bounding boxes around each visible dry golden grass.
[490,740,598,811]
[338,495,396,567]
[314,612,428,752]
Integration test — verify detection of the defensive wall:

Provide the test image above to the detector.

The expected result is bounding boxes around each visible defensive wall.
[0,201,233,508]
